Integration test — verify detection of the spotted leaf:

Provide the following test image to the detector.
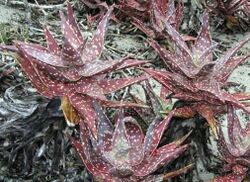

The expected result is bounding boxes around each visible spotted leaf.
[80,6,113,63]
[143,109,175,156]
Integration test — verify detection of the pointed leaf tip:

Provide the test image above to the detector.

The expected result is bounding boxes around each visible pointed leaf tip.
[80,4,113,63]
[144,109,175,156]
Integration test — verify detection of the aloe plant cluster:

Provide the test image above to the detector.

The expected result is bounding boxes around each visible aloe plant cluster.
[1,0,250,181]
[205,0,250,28]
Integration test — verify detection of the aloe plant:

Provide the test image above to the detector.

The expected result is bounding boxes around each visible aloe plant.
[69,102,192,181]
[117,0,183,38]
[206,0,250,28]
[0,2,148,135]
[143,11,250,135]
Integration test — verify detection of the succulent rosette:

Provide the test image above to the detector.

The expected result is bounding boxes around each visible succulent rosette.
[69,102,192,181]
[143,11,250,135]
[0,2,148,135]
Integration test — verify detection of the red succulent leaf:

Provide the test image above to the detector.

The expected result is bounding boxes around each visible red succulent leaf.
[76,59,124,77]
[131,18,156,38]
[73,58,148,78]
[123,117,145,166]
[66,2,84,44]
[60,2,85,58]
[16,42,65,67]
[173,91,221,104]
[150,0,166,32]
[142,68,197,92]
[235,158,250,167]
[194,80,225,102]
[103,112,133,166]
[133,144,188,176]
[242,3,250,17]
[215,54,250,83]
[120,0,183,39]
[206,0,250,18]
[69,138,98,172]
[61,34,81,64]
[213,36,250,76]
[14,42,82,82]
[192,11,213,62]
[80,5,113,63]
[93,101,113,151]
[211,164,248,181]
[35,62,71,83]
[35,71,73,95]
[144,81,164,117]
[164,21,192,61]
[74,57,148,78]
[16,56,54,98]
[217,105,250,178]
[43,26,60,55]
[144,70,177,93]
[86,92,149,109]
[123,117,144,147]
[156,0,169,12]
[198,43,218,63]
[227,105,239,150]
[68,93,97,136]
[223,93,250,113]
[76,74,147,96]
[193,78,250,113]
[143,109,175,156]
[76,58,148,77]
[148,39,183,74]
[171,0,183,24]
[60,8,83,64]
[231,164,248,175]
[228,0,247,12]
[173,0,184,29]
[15,46,71,83]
